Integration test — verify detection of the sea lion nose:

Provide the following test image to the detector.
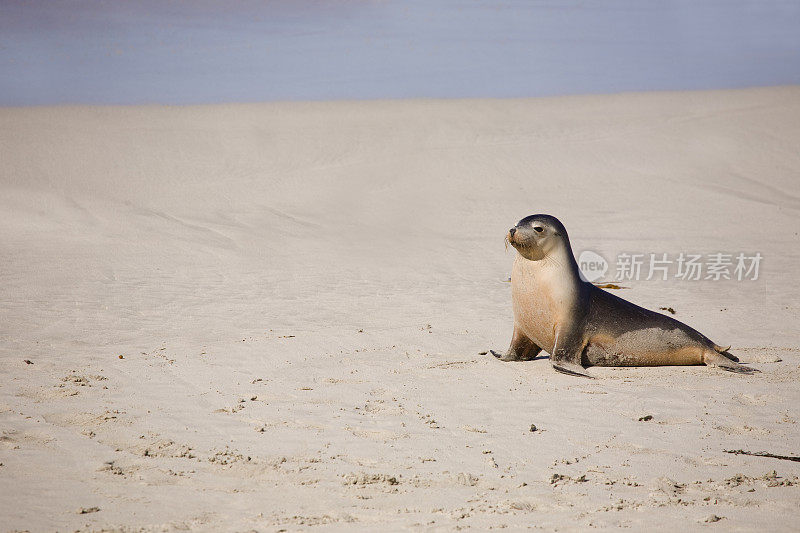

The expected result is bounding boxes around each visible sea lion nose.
[509,227,516,237]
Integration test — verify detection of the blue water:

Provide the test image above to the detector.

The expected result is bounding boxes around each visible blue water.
[1,0,799,106]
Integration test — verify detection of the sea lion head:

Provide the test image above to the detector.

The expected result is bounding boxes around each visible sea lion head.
[507,214,570,261]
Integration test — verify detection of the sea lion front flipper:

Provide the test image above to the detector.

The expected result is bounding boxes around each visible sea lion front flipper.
[550,326,593,378]
[491,326,542,362]
[552,361,594,378]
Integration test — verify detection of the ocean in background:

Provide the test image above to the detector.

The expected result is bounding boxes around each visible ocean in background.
[1,0,799,106]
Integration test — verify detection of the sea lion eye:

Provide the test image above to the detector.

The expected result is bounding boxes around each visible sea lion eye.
[533,226,544,233]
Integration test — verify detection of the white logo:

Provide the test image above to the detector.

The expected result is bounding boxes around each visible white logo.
[578,250,608,282]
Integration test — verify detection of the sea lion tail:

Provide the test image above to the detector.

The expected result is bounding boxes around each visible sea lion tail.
[713,343,731,353]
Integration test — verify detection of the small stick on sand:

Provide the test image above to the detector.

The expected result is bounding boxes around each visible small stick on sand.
[724,449,800,462]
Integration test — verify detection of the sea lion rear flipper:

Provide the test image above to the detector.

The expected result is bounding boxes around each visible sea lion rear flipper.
[704,350,759,374]
[713,343,739,362]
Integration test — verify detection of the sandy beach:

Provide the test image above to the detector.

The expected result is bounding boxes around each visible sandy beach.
[1,86,799,531]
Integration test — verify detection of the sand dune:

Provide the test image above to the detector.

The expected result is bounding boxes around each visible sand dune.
[1,87,799,531]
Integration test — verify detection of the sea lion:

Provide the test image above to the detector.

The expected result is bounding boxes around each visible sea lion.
[491,214,756,377]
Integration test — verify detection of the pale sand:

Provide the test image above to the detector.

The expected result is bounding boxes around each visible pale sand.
[1,87,799,531]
